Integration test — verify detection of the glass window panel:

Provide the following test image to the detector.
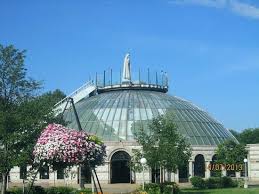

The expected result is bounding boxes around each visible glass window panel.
[140,108,148,120]
[146,109,153,120]
[119,121,127,140]
[94,122,106,137]
[107,108,116,121]
[158,109,164,115]
[91,121,99,134]
[134,108,140,121]
[101,108,110,121]
[195,136,204,145]
[193,122,206,136]
[128,109,134,121]
[121,108,127,120]
[182,122,195,137]
[114,108,122,121]
[112,121,119,136]
[127,121,134,139]
[151,108,159,118]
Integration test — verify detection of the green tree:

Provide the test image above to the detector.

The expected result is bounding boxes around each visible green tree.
[239,128,259,144]
[132,112,192,181]
[216,140,248,170]
[229,129,239,140]
[0,44,65,194]
[229,128,259,144]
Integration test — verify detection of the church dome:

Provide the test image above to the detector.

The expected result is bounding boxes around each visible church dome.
[63,88,236,145]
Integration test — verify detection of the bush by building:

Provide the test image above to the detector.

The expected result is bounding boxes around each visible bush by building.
[190,176,238,189]
[7,187,91,194]
[190,176,206,189]
[143,182,180,194]
[45,187,75,194]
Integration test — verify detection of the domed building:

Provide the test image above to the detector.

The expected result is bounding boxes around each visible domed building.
[60,54,237,184]
[10,54,244,186]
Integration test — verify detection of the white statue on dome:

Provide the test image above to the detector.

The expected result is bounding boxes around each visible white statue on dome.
[122,53,131,82]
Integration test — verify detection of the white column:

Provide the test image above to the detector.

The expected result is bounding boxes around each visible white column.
[236,171,241,178]
[222,169,227,176]
[174,169,179,183]
[49,170,56,186]
[171,171,176,182]
[205,161,211,179]
[189,161,194,178]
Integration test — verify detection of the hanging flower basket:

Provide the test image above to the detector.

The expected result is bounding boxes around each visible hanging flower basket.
[33,123,106,169]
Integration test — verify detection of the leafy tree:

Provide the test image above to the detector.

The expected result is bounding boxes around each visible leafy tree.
[229,128,259,144]
[216,140,248,170]
[238,128,259,144]
[229,129,239,140]
[132,112,192,181]
[0,44,65,194]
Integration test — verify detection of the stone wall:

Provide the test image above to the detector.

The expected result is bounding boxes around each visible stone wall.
[247,144,259,181]
[12,143,259,186]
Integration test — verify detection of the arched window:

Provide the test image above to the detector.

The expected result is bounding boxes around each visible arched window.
[110,151,131,183]
[210,155,221,177]
[194,154,205,177]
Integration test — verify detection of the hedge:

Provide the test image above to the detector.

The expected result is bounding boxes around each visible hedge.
[190,176,238,189]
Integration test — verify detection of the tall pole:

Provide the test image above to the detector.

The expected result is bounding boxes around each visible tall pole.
[95,72,97,87]
[120,68,122,85]
[148,68,150,85]
[111,69,112,86]
[69,97,82,131]
[140,158,147,191]
[139,68,141,84]
[244,158,248,188]
[103,70,106,87]
[156,71,158,86]
[68,97,84,188]
[142,165,145,190]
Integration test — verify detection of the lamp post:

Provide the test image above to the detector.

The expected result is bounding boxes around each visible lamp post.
[244,158,248,189]
[140,158,147,191]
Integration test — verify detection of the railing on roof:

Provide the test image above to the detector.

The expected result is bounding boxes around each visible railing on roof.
[94,68,169,92]
[53,68,169,113]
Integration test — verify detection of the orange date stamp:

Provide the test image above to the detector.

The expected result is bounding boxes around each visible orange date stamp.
[208,163,243,171]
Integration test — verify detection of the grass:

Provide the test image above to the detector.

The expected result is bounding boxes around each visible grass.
[181,188,259,194]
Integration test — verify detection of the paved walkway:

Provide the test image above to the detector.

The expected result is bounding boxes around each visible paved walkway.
[84,184,140,194]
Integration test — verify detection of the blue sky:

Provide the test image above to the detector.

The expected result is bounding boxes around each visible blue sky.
[1,0,259,131]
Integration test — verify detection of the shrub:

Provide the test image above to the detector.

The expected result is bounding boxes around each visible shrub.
[143,182,180,194]
[45,187,74,194]
[144,183,160,194]
[163,185,172,194]
[73,188,92,194]
[7,188,23,194]
[160,182,180,194]
[237,179,244,188]
[205,177,221,189]
[221,176,237,188]
[190,176,206,189]
[31,186,46,194]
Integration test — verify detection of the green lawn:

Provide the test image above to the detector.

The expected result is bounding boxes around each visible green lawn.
[181,188,259,194]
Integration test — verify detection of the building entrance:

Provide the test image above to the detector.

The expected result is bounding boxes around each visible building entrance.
[111,151,131,183]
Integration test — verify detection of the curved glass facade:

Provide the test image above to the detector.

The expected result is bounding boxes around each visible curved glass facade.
[63,89,236,145]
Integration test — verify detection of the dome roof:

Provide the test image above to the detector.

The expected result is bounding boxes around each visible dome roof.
[63,89,235,145]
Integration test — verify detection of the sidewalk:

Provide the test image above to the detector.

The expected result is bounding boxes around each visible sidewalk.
[84,183,140,194]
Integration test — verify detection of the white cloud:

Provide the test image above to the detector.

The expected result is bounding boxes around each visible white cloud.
[169,0,259,20]
[230,0,259,19]
[170,0,226,8]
